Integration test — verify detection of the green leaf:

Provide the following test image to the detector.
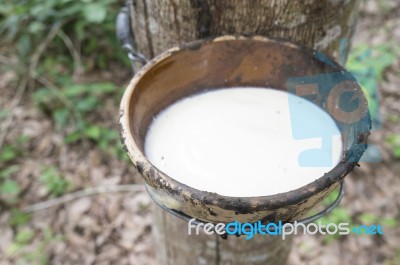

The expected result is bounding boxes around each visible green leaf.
[0,145,18,162]
[387,134,400,145]
[6,243,21,256]
[56,3,82,18]
[84,125,101,140]
[15,228,34,245]
[388,115,399,124]
[382,218,397,228]
[17,34,31,57]
[40,167,70,196]
[322,189,340,206]
[0,166,19,179]
[387,134,400,158]
[65,131,81,143]
[83,3,107,23]
[0,180,20,195]
[372,48,396,74]
[64,83,115,97]
[76,96,98,113]
[17,134,30,145]
[359,213,377,225]
[0,5,13,15]
[74,21,86,41]
[94,83,116,93]
[28,21,44,33]
[33,88,54,104]
[63,84,87,97]
[53,108,70,129]
[9,209,32,226]
[393,147,400,158]
[3,15,19,41]
[320,207,351,225]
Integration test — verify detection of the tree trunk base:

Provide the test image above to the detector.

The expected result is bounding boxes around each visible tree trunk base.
[152,203,293,265]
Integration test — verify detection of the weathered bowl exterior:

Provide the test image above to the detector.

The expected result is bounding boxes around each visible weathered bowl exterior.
[119,36,370,224]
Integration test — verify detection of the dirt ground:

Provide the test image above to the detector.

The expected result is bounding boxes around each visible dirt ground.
[0,1,399,265]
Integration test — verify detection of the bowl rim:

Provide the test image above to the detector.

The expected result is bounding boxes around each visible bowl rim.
[119,35,370,214]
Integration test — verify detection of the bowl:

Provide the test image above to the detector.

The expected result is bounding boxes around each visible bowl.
[119,35,370,223]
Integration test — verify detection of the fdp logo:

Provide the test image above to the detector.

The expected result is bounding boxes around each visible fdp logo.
[286,40,380,167]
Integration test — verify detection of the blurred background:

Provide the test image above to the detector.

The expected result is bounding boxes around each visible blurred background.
[0,0,399,264]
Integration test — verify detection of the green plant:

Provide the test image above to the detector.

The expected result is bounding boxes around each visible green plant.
[358,213,397,229]
[9,209,32,227]
[0,145,20,162]
[0,135,28,163]
[40,166,70,197]
[7,228,35,256]
[16,228,35,245]
[319,208,352,244]
[346,43,399,124]
[33,78,129,161]
[304,189,352,243]
[33,79,116,129]
[2,0,131,163]
[0,0,129,71]
[388,114,399,124]
[316,188,398,244]
[7,227,63,265]
[0,135,30,206]
[386,134,400,159]
[0,177,21,200]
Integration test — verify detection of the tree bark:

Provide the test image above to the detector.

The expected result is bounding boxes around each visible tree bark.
[130,0,360,64]
[152,203,293,265]
[128,1,360,264]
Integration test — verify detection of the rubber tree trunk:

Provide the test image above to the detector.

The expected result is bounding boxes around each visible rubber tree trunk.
[128,1,360,264]
[152,204,293,265]
[129,0,360,64]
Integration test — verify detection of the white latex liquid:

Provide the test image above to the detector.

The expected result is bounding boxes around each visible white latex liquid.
[144,88,342,197]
